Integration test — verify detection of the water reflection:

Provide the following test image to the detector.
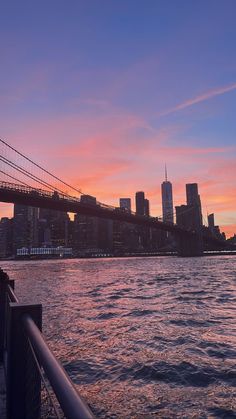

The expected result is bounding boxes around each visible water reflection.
[1,256,236,418]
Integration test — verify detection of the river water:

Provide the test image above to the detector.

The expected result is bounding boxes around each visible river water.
[1,256,236,418]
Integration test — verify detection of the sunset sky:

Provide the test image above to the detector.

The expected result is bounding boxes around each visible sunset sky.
[0,1,235,237]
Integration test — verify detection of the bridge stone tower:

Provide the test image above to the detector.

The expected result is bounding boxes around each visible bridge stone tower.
[177,231,203,257]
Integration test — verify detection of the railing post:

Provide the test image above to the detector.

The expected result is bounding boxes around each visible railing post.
[6,303,42,419]
[0,268,9,362]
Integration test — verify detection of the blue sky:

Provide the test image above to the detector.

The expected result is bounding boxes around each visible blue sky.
[0,1,236,235]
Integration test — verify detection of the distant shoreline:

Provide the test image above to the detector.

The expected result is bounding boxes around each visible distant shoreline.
[0,250,236,262]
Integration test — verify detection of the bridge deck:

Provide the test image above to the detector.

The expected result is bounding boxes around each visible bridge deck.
[0,181,228,250]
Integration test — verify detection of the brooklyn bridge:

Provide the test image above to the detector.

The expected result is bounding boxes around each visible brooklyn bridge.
[0,138,228,257]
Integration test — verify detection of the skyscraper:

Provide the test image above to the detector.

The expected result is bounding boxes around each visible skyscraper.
[186,183,202,229]
[0,217,13,258]
[208,213,215,230]
[176,183,203,256]
[135,191,145,215]
[135,191,150,249]
[120,198,131,212]
[161,166,174,223]
[13,204,30,253]
[144,199,150,217]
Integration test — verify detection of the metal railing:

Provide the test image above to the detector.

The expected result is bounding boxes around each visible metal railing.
[0,268,94,419]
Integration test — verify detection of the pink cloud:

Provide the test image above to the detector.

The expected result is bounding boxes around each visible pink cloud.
[221,224,236,238]
[0,111,235,237]
[159,82,236,116]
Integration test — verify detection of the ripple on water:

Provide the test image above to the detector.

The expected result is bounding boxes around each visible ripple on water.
[208,407,236,418]
[1,255,236,418]
[125,309,156,317]
[117,361,236,387]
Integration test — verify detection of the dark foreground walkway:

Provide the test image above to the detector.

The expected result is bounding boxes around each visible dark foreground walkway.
[0,363,6,418]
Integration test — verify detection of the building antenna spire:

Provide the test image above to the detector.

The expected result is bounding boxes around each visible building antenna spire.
[165,163,168,182]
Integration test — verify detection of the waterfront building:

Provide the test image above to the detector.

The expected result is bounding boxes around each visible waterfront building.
[120,198,131,212]
[73,195,113,254]
[28,206,39,247]
[73,213,98,253]
[13,204,69,254]
[13,204,30,253]
[113,220,139,254]
[112,220,123,253]
[38,218,50,246]
[39,208,69,247]
[114,200,139,253]
[67,218,75,248]
[161,166,174,223]
[0,217,13,258]
[149,226,166,250]
[73,216,113,254]
[73,195,99,254]
[98,218,113,251]
[16,246,73,258]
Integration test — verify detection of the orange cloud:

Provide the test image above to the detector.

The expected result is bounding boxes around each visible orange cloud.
[0,111,235,237]
[221,225,236,238]
[0,203,13,219]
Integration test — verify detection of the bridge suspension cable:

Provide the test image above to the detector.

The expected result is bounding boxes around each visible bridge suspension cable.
[0,137,213,229]
[0,137,119,212]
[0,155,75,198]
[0,169,32,188]
[0,138,83,196]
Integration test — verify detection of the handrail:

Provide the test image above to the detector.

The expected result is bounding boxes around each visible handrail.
[22,314,94,419]
[0,271,95,418]
[7,283,19,303]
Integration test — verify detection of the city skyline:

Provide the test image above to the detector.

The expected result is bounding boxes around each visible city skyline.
[0,1,235,236]
[0,179,227,259]
[0,153,233,237]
